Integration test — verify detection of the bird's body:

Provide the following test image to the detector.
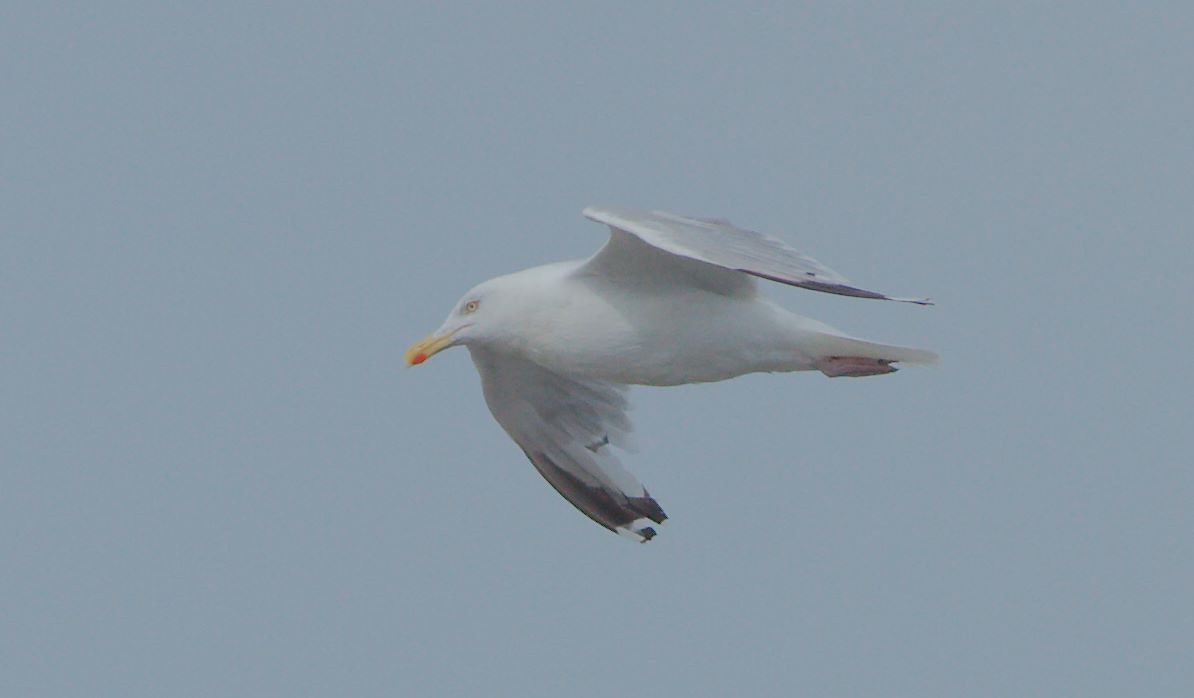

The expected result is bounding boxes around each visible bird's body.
[407,206,936,541]
[466,259,920,387]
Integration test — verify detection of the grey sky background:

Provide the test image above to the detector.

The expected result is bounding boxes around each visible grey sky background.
[4,3,1192,696]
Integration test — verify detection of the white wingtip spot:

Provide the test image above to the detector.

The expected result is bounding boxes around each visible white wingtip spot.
[617,518,660,543]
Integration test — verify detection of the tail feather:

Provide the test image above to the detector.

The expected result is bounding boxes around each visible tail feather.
[810,333,939,366]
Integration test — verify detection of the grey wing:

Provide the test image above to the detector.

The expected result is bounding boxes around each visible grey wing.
[582,205,932,304]
[469,347,666,541]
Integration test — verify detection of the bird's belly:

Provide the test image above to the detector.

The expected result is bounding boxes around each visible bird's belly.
[527,292,800,386]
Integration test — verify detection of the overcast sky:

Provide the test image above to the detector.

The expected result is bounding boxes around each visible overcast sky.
[4,3,1192,696]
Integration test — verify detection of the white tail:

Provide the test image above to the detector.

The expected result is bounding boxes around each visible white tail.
[809,332,939,372]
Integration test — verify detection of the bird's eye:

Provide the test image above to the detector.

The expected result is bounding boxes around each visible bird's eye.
[463,300,480,314]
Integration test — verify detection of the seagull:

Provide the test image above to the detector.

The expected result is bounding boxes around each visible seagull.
[406,206,936,541]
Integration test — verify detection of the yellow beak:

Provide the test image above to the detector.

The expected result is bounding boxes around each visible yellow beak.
[404,330,457,366]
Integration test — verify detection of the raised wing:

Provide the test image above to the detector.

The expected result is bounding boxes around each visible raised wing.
[469,347,666,541]
[582,205,932,304]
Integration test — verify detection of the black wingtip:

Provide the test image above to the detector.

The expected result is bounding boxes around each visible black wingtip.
[524,449,669,539]
[630,491,668,524]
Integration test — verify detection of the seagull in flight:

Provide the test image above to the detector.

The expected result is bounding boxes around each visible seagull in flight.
[406,206,936,541]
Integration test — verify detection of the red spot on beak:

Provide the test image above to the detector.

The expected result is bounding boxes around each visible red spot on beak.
[411,352,428,365]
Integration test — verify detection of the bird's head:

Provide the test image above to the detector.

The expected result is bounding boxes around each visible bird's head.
[405,273,540,366]
[404,287,486,366]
